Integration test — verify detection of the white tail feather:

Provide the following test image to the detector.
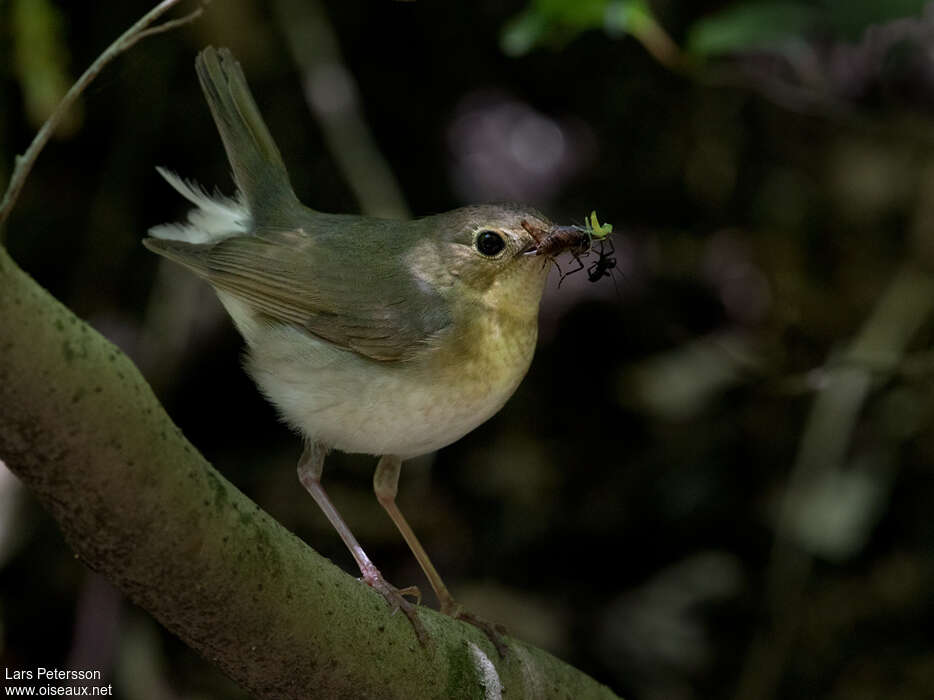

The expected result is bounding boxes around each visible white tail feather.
[149,167,250,244]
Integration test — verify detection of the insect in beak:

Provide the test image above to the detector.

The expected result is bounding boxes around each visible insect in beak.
[521,221,590,257]
[521,212,619,288]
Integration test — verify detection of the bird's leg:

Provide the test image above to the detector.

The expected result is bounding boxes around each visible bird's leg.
[373,455,453,606]
[373,455,508,655]
[297,441,426,644]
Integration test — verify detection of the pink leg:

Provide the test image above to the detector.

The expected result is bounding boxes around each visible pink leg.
[297,441,426,644]
[373,455,508,655]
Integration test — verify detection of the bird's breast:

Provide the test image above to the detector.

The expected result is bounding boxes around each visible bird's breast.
[429,309,538,402]
[242,306,539,458]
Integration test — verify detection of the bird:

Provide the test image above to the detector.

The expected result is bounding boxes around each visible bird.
[144,47,586,651]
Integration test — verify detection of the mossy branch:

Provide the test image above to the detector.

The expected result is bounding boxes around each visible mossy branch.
[0,246,621,698]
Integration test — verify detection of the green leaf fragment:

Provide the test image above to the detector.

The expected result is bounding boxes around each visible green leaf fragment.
[11,0,80,134]
[686,2,821,57]
[587,210,613,238]
[501,0,663,55]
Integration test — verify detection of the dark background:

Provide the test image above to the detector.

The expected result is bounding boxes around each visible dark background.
[3,1,934,698]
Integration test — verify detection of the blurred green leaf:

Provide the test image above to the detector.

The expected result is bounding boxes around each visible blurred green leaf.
[504,0,934,61]
[686,2,821,56]
[501,0,657,56]
[501,9,550,56]
[687,0,931,58]
[12,0,80,135]
[604,0,656,38]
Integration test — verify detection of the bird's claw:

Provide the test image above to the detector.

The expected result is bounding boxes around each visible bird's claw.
[441,599,509,657]
[362,574,429,646]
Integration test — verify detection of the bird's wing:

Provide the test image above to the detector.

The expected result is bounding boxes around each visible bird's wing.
[144,226,451,362]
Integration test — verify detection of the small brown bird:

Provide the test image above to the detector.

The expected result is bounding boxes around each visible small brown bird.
[144,47,587,649]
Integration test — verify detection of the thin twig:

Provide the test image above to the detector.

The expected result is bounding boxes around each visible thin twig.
[126,8,204,48]
[0,0,202,239]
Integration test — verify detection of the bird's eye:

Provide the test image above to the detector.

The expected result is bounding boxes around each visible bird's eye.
[475,230,506,257]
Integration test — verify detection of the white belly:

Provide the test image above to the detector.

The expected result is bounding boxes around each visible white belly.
[222,294,536,458]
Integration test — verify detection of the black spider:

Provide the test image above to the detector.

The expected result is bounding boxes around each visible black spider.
[587,238,616,282]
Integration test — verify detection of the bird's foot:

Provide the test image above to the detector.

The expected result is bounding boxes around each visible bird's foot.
[441,599,509,657]
[361,570,428,646]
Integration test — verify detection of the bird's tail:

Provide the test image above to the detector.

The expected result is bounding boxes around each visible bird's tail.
[195,46,300,227]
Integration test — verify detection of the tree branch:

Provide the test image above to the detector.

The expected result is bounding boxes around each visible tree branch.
[0,249,619,698]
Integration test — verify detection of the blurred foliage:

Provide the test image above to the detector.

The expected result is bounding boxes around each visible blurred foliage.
[687,0,933,54]
[501,0,654,55]
[10,0,81,135]
[504,0,934,66]
[687,3,824,56]
[3,1,934,699]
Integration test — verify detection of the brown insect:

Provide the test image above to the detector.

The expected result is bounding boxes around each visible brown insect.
[522,220,595,286]
[521,220,590,258]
